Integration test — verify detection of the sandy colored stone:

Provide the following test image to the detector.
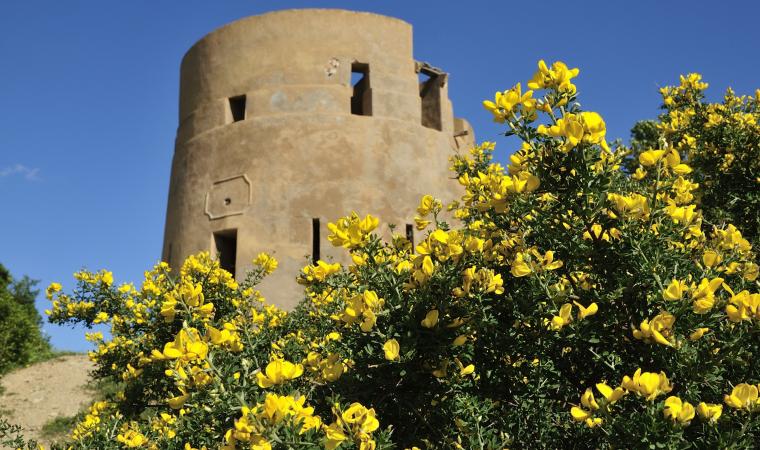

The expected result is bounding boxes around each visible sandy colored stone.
[0,355,94,448]
[162,9,475,309]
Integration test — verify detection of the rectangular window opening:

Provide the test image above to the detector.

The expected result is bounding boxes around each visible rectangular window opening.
[351,63,372,116]
[312,218,321,264]
[213,229,237,276]
[419,71,442,131]
[228,95,246,123]
[405,224,415,247]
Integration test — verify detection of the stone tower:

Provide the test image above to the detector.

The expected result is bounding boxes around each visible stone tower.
[162,9,474,309]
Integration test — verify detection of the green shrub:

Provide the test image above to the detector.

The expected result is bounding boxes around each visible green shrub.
[0,264,51,374]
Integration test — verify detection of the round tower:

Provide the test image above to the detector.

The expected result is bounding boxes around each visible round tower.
[162,9,474,309]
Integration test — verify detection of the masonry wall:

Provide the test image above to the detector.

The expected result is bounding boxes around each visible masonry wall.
[162,9,474,309]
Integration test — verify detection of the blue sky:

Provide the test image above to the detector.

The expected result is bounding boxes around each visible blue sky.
[2,0,759,352]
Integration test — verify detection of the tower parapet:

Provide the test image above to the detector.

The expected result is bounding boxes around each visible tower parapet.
[163,9,474,308]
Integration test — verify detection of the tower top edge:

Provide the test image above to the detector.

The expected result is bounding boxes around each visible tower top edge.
[182,9,412,63]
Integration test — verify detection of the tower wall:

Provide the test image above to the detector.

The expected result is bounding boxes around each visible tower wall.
[162,9,474,309]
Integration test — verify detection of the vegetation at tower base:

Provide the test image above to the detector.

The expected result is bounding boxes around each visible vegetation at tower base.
[0,264,52,375]
[22,61,760,449]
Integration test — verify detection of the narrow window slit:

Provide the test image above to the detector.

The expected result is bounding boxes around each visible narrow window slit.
[312,218,321,264]
[213,229,237,276]
[406,224,414,247]
[351,63,371,116]
[419,69,443,131]
[228,95,246,123]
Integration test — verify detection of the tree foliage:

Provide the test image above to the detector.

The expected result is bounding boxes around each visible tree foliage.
[0,264,51,375]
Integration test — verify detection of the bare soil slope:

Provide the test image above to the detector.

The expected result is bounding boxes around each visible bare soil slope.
[0,354,94,448]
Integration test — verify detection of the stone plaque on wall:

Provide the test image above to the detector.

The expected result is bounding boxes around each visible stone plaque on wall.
[204,175,251,219]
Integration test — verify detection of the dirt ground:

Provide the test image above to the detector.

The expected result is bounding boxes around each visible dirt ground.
[0,354,94,448]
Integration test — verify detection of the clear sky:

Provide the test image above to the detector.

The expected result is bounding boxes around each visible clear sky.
[2,0,759,352]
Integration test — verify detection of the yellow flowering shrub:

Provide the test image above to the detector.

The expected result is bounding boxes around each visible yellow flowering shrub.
[629,74,760,242]
[8,60,759,449]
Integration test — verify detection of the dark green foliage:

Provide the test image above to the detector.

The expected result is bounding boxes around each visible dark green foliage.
[0,263,52,374]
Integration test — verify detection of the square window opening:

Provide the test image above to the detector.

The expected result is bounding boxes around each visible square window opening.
[351,63,372,116]
[228,95,246,123]
[213,229,237,276]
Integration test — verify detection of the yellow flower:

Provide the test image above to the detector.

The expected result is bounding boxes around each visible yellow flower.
[527,60,579,94]
[455,358,475,376]
[510,252,533,277]
[582,388,599,411]
[579,111,609,150]
[691,277,723,314]
[549,303,573,331]
[696,402,722,423]
[167,393,189,410]
[421,310,439,328]
[725,289,760,322]
[672,163,692,175]
[338,290,385,332]
[538,113,597,151]
[420,255,435,278]
[679,72,708,90]
[93,311,109,324]
[638,149,666,166]
[662,279,688,301]
[583,223,614,242]
[570,406,592,421]
[452,335,468,347]
[689,328,710,341]
[324,423,348,450]
[383,339,400,361]
[299,260,341,283]
[100,271,114,286]
[416,194,439,216]
[607,193,650,220]
[724,383,760,410]
[632,311,676,347]
[253,252,278,274]
[256,394,321,433]
[666,204,700,227]
[622,369,673,401]
[595,383,626,404]
[574,301,598,320]
[256,359,304,388]
[414,216,431,230]
[663,396,695,425]
[45,282,62,299]
[116,428,148,447]
[159,328,209,362]
[506,171,541,194]
[483,83,535,123]
[570,387,606,428]
[342,403,380,433]
[539,250,564,271]
[742,262,758,281]
[206,324,244,352]
[327,212,379,249]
